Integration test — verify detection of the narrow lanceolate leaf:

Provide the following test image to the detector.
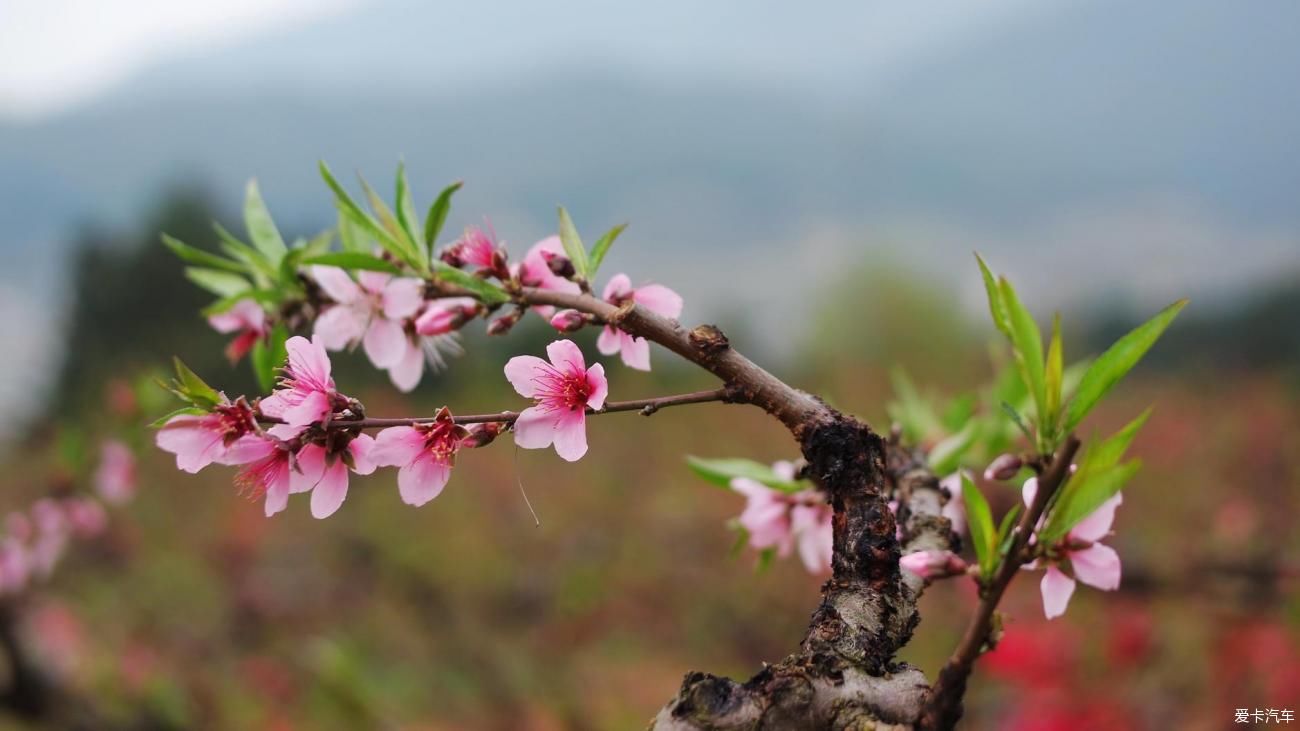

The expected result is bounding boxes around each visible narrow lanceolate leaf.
[556,206,591,278]
[212,223,276,284]
[161,234,246,273]
[361,176,424,269]
[1089,408,1152,470]
[319,161,417,269]
[394,163,423,251]
[185,267,250,298]
[302,252,401,274]
[424,181,462,252]
[686,456,804,493]
[975,253,1011,337]
[338,211,366,252]
[587,223,628,276]
[250,323,289,394]
[998,277,1046,426]
[1042,459,1141,543]
[1043,313,1065,440]
[996,503,1023,558]
[244,180,289,262]
[961,474,998,578]
[172,358,221,408]
[1063,299,1187,433]
[431,261,511,305]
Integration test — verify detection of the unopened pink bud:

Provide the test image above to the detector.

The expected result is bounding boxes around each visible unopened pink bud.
[541,250,575,279]
[899,550,968,580]
[487,311,521,336]
[64,499,107,539]
[462,422,504,449]
[983,454,1023,482]
[549,309,586,333]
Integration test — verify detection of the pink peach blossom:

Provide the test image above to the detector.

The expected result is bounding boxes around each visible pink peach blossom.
[1023,477,1123,619]
[371,408,470,507]
[63,499,107,539]
[94,440,136,505]
[442,224,507,277]
[156,399,257,473]
[513,236,581,318]
[28,499,69,578]
[595,273,683,371]
[208,299,268,363]
[0,538,29,595]
[504,340,607,461]
[938,472,968,538]
[310,266,426,390]
[220,426,303,517]
[292,434,376,519]
[729,461,832,575]
[259,336,337,427]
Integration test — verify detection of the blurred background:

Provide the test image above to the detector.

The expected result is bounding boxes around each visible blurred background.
[0,0,1297,728]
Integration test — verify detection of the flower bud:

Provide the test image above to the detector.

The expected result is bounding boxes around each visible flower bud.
[462,422,504,449]
[549,309,586,333]
[439,246,466,268]
[541,249,575,279]
[983,453,1023,481]
[486,311,522,336]
[900,550,968,580]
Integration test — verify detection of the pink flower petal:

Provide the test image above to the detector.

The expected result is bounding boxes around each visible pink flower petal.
[1069,492,1123,542]
[1041,566,1076,619]
[155,416,225,473]
[348,433,377,476]
[596,326,621,356]
[585,363,608,410]
[382,278,424,320]
[371,427,426,467]
[217,435,276,465]
[618,332,650,371]
[363,318,408,368]
[388,342,424,392]
[264,467,291,517]
[314,304,369,349]
[398,454,452,507]
[602,273,632,302]
[551,409,589,462]
[546,339,585,374]
[290,444,327,494]
[357,270,392,294]
[310,266,362,304]
[285,335,333,387]
[504,356,549,398]
[632,283,683,319]
[1069,543,1121,591]
[281,389,332,427]
[792,506,833,575]
[309,461,350,519]
[512,406,556,450]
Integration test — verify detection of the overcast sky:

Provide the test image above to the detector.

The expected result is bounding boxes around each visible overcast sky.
[0,0,358,118]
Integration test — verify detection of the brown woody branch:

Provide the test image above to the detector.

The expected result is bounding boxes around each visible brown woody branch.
[918,436,1080,730]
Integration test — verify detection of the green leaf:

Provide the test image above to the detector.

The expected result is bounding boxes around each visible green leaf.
[1089,408,1152,470]
[302,252,401,274]
[998,277,1046,429]
[172,358,221,408]
[1063,299,1187,433]
[424,181,462,252]
[975,253,1011,337]
[337,211,366,253]
[928,420,981,475]
[1043,313,1065,440]
[185,267,250,298]
[430,261,511,305]
[686,456,804,493]
[250,323,288,394]
[161,234,246,273]
[212,222,275,283]
[996,503,1023,558]
[587,223,628,275]
[961,474,998,578]
[149,406,208,428]
[1042,460,1141,542]
[394,163,423,250]
[556,206,591,279]
[887,366,944,444]
[319,161,418,269]
[243,179,289,262]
